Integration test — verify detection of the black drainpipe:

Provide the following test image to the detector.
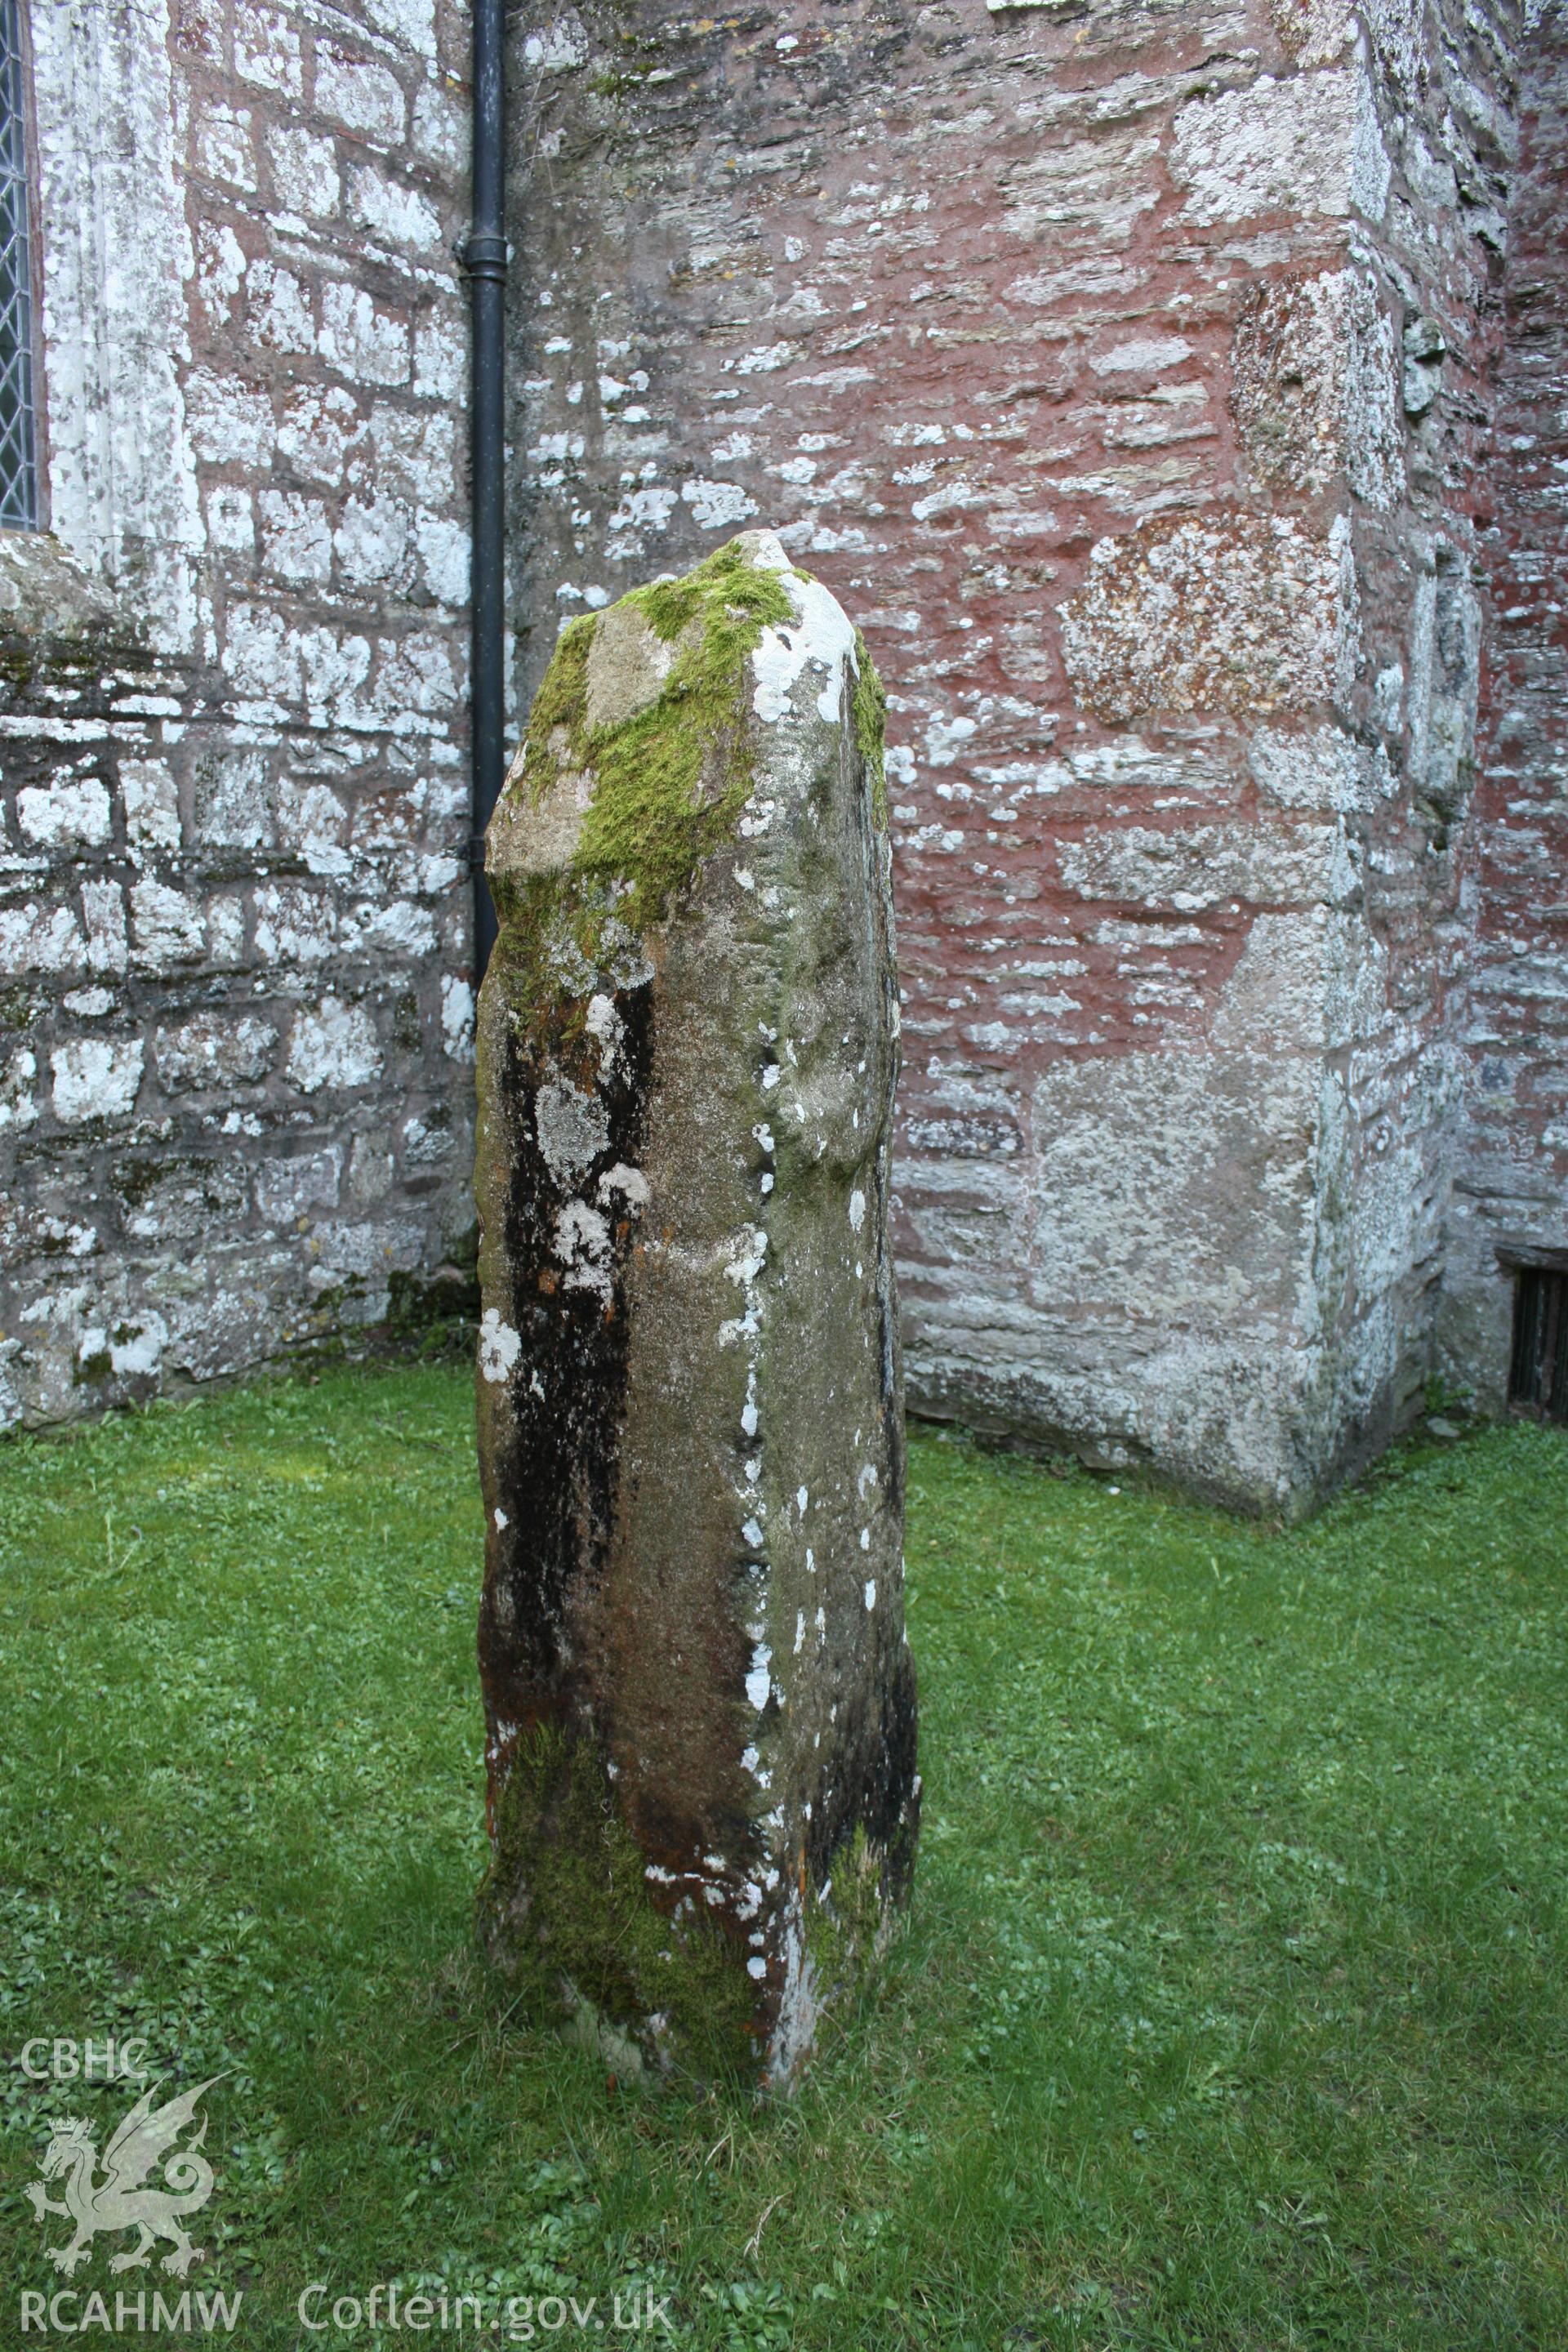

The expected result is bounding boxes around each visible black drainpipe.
[466,0,507,981]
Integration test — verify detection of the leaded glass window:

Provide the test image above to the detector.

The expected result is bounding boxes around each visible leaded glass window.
[0,0,37,530]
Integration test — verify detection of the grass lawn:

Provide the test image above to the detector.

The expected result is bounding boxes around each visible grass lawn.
[1,1362,1566,2349]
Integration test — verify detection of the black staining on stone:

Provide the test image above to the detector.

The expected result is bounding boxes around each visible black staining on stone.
[804,1637,920,1904]
[477,978,654,1731]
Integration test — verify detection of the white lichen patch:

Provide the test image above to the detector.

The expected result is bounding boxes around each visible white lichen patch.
[479,1309,522,1384]
[765,1903,820,2087]
[287,999,381,1096]
[1250,727,1383,815]
[17,777,114,850]
[1058,821,1339,912]
[682,477,759,530]
[51,1038,145,1125]
[536,1074,611,1184]
[441,974,476,1062]
[585,991,625,1080]
[597,1160,649,1209]
[554,1200,612,1295]
[728,1230,768,1288]
[1170,69,1373,226]
[1270,0,1354,64]
[523,14,588,71]
[78,1312,167,1379]
[746,530,861,727]
[0,1046,38,1134]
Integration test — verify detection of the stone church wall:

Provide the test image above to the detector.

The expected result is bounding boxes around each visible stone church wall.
[1443,0,1568,1403]
[2,0,1561,1510]
[503,0,1520,1508]
[0,0,479,1429]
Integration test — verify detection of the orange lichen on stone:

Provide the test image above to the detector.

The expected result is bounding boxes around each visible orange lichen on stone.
[1269,0,1352,66]
[1058,510,1350,724]
[1232,270,1405,508]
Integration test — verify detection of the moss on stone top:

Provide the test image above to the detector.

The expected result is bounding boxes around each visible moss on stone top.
[499,538,887,938]
[508,540,793,933]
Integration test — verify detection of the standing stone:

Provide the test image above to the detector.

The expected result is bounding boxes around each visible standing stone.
[474,531,918,2084]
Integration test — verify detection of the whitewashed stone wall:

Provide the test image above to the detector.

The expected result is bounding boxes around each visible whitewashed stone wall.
[0,0,480,1429]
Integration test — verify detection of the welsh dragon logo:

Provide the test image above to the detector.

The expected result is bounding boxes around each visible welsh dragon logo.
[25,2078,221,2278]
